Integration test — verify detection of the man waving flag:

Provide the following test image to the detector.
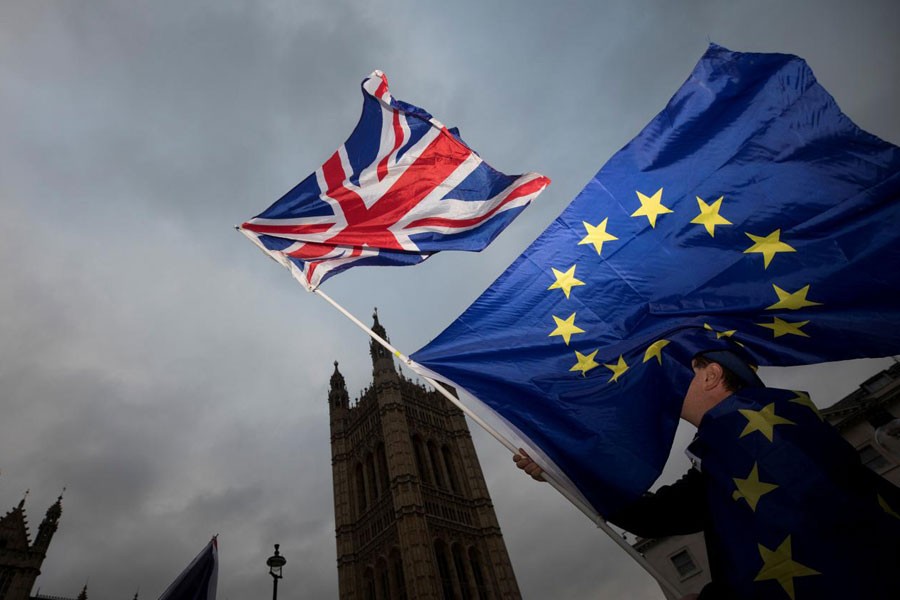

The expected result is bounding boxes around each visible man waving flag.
[239,70,550,290]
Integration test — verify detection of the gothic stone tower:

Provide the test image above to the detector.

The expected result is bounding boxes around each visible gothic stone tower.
[0,493,63,600]
[328,313,521,600]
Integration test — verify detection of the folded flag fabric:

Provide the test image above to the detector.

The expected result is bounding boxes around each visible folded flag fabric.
[689,387,900,598]
[158,537,218,600]
[410,44,900,516]
[239,70,550,290]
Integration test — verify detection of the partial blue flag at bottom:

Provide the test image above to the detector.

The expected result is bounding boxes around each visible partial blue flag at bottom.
[158,537,218,600]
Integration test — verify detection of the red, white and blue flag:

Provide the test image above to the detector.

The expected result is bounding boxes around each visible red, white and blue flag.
[239,70,550,290]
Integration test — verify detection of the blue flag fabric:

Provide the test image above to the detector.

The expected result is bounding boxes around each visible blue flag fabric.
[158,538,218,600]
[410,45,900,516]
[689,387,900,598]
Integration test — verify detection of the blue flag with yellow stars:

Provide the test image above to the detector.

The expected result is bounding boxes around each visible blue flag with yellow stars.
[689,387,900,598]
[409,44,900,516]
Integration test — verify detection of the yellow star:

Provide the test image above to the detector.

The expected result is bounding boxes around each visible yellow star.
[643,339,670,365]
[548,265,585,299]
[631,188,673,228]
[604,355,629,383]
[549,313,585,346]
[744,229,796,269]
[732,463,779,511]
[739,403,796,442]
[579,218,618,255]
[789,391,822,421]
[766,284,823,311]
[570,350,600,376]
[690,196,732,237]
[878,494,900,520]
[704,323,737,339]
[754,535,820,599]
[756,317,810,338]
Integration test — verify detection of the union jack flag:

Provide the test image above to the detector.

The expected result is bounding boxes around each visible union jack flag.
[239,70,550,290]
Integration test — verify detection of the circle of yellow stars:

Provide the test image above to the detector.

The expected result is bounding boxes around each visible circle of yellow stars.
[544,186,826,380]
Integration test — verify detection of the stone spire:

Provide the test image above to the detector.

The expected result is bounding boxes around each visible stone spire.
[0,489,68,600]
[369,308,390,362]
[329,361,349,410]
[369,308,397,381]
[33,489,64,553]
[0,493,31,549]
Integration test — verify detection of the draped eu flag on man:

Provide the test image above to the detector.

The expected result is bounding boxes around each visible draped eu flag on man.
[678,386,900,598]
[409,44,900,521]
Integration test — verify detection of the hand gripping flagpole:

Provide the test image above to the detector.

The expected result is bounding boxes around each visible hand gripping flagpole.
[312,286,682,598]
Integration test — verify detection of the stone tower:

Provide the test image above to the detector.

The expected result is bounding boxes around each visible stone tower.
[328,313,521,599]
[0,492,63,600]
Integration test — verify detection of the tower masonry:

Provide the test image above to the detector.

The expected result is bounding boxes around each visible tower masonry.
[328,313,521,599]
[0,493,64,600]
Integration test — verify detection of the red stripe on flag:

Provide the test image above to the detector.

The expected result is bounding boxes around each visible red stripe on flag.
[297,244,365,285]
[305,260,319,285]
[372,74,389,100]
[241,221,334,235]
[286,242,334,260]
[321,150,371,222]
[377,109,405,182]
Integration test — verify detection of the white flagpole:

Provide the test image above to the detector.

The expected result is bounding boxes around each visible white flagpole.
[312,286,682,598]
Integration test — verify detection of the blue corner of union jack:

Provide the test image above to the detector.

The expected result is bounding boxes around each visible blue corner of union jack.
[239,70,550,290]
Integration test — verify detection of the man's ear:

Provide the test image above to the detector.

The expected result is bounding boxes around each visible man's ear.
[704,362,725,391]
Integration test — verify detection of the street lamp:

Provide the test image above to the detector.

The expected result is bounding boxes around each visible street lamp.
[266,544,286,600]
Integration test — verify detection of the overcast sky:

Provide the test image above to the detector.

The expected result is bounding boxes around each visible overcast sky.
[1,1,898,599]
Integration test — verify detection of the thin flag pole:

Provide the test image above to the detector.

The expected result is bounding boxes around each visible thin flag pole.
[312,286,681,597]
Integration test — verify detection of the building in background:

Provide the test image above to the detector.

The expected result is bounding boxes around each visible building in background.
[328,313,521,599]
[635,362,900,599]
[0,489,86,600]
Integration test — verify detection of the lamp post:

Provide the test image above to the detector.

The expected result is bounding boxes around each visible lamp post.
[266,544,286,600]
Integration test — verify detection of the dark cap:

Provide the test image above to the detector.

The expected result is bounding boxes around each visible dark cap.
[698,350,764,388]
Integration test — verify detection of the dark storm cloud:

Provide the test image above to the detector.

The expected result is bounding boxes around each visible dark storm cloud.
[1,1,898,599]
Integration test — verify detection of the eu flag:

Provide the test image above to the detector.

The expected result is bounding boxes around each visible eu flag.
[410,45,900,516]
